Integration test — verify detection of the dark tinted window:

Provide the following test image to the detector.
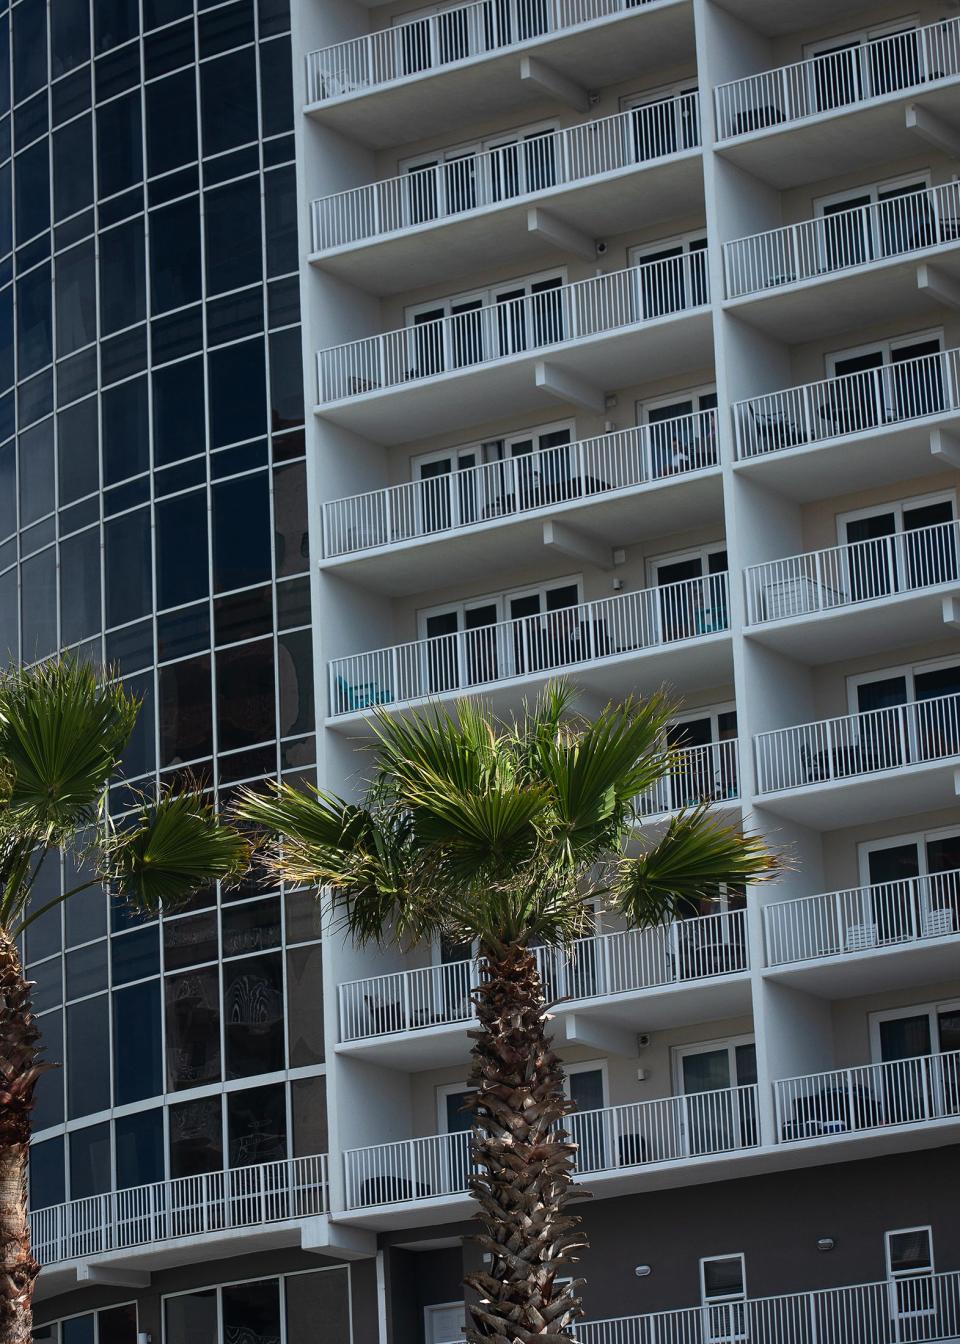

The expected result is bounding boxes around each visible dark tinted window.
[105,508,152,627]
[114,981,162,1104]
[198,0,254,58]
[264,166,297,276]
[96,93,142,199]
[55,241,96,358]
[60,528,102,646]
[166,971,221,1094]
[259,37,294,139]
[152,357,205,466]
[224,953,284,1077]
[29,1137,65,1210]
[150,196,201,314]
[212,473,271,592]
[69,1122,111,1199]
[18,418,54,523]
[57,397,100,505]
[100,220,146,336]
[51,0,91,77]
[205,177,262,296]
[20,547,57,661]
[156,491,210,609]
[53,116,94,221]
[200,48,258,156]
[15,140,50,242]
[168,1096,222,1176]
[96,0,139,53]
[101,376,148,485]
[66,995,110,1118]
[146,71,198,176]
[208,339,265,447]
[12,0,47,103]
[159,655,213,767]
[116,1109,164,1189]
[228,1083,286,1165]
[217,638,275,751]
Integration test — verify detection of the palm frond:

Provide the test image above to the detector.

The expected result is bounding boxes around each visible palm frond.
[0,658,138,843]
[100,788,250,916]
[614,807,781,928]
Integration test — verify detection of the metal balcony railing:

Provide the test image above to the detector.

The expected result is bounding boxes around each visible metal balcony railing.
[637,739,739,817]
[754,692,960,795]
[343,1084,759,1208]
[311,95,700,251]
[776,1049,960,1143]
[321,409,718,559]
[764,869,960,966]
[725,181,960,299]
[715,15,960,140]
[744,519,960,625]
[317,253,710,404]
[338,909,748,1042]
[579,1271,960,1344]
[306,0,660,105]
[328,572,728,716]
[29,1154,329,1267]
[733,346,960,462]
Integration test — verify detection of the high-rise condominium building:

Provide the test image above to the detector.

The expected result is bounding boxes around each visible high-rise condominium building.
[9,0,960,1340]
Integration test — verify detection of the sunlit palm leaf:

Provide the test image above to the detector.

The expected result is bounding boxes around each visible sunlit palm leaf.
[102,789,250,916]
[0,658,137,842]
[615,806,780,929]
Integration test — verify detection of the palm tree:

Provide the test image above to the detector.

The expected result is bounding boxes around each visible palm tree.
[0,659,249,1344]
[236,683,779,1344]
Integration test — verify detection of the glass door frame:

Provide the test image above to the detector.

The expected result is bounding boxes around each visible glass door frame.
[869,998,960,1122]
[825,328,945,426]
[846,654,960,765]
[835,489,957,601]
[672,1035,756,1156]
[814,172,931,273]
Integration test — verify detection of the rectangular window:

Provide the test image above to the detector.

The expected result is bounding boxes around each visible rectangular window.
[700,1254,747,1344]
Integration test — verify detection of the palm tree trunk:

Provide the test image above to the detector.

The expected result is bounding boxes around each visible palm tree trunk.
[0,934,43,1344]
[464,943,588,1344]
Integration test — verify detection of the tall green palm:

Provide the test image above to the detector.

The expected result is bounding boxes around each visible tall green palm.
[236,683,779,1344]
[0,659,249,1344]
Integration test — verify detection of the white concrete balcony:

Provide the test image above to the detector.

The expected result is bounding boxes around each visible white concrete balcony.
[733,347,960,501]
[714,17,960,188]
[723,182,960,341]
[30,1155,328,1294]
[753,693,960,828]
[314,256,713,444]
[304,0,693,150]
[319,411,720,595]
[342,1083,759,1213]
[327,573,730,726]
[743,520,960,663]
[339,907,747,1048]
[764,870,960,997]
[310,97,702,293]
[776,1050,960,1145]
[580,1271,960,1344]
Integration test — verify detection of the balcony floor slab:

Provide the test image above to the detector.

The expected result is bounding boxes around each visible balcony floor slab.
[315,310,715,445]
[716,81,960,189]
[724,240,960,345]
[305,0,694,150]
[764,931,960,998]
[335,970,753,1070]
[754,757,960,830]
[732,410,960,502]
[325,629,733,735]
[319,468,724,596]
[311,154,704,296]
[745,585,960,665]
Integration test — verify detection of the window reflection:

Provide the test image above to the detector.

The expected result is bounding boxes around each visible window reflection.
[224,953,284,1079]
[228,1082,286,1167]
[169,1096,222,1178]
[165,966,221,1091]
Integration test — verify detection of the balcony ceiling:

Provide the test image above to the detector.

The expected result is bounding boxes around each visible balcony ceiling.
[307,2,695,149]
[325,630,734,735]
[713,0,886,38]
[320,470,724,596]
[765,934,960,999]
[717,84,960,190]
[315,310,716,444]
[755,757,960,830]
[312,155,704,296]
[733,412,960,503]
[725,242,960,345]
[746,587,960,666]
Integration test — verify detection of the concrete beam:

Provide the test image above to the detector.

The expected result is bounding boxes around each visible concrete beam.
[542,518,612,569]
[943,597,960,631]
[527,207,596,261]
[561,1012,638,1057]
[535,360,605,413]
[519,55,589,112]
[930,428,960,469]
[905,103,960,157]
[917,263,960,311]
[76,1265,151,1289]
[301,1217,377,1260]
